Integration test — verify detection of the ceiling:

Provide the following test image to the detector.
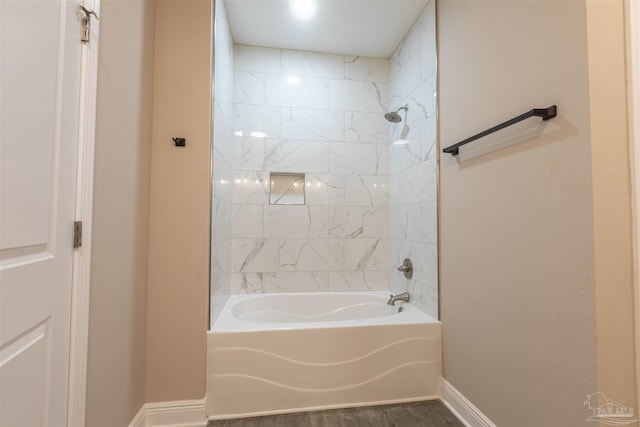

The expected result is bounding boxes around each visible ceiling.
[223,0,430,59]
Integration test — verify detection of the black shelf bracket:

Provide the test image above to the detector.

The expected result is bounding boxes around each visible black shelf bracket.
[442,105,557,156]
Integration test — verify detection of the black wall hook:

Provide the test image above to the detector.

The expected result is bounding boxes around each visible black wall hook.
[172,137,186,147]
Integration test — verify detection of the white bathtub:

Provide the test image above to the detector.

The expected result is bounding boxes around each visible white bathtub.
[206,291,441,420]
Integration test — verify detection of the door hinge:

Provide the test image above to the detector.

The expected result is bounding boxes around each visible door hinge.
[73,221,83,248]
[78,5,99,43]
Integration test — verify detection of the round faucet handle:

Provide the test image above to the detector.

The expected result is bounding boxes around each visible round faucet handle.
[397,258,413,279]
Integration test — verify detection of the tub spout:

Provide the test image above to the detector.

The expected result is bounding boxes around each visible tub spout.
[387,292,410,306]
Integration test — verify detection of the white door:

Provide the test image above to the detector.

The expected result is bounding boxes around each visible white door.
[0,1,83,426]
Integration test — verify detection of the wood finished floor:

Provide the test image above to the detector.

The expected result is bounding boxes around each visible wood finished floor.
[208,401,464,427]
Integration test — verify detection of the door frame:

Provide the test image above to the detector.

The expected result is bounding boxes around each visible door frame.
[66,0,101,425]
[627,0,640,415]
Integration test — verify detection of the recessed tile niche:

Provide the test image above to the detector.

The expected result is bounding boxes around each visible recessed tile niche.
[269,172,305,205]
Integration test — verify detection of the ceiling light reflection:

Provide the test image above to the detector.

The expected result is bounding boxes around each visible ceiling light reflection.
[392,139,410,145]
[290,0,316,20]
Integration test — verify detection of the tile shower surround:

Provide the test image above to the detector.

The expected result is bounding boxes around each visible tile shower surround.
[210,0,234,322]
[388,1,438,318]
[211,0,438,319]
[229,45,392,294]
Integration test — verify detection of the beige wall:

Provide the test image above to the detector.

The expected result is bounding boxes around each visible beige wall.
[86,0,156,425]
[88,0,212,416]
[145,0,212,402]
[586,0,637,407]
[439,0,636,425]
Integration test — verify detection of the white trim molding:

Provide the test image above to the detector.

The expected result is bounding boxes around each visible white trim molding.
[132,392,487,427]
[129,406,146,427]
[128,399,207,427]
[66,0,100,426]
[440,379,496,427]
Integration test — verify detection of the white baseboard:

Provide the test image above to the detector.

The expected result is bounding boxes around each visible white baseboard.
[128,399,206,427]
[130,385,488,427]
[129,405,146,427]
[440,379,496,427]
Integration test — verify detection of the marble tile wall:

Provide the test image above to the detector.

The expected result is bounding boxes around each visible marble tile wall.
[388,0,439,318]
[210,0,234,323]
[230,44,391,294]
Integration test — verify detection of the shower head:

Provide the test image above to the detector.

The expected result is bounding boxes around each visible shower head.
[385,105,409,123]
[385,111,402,123]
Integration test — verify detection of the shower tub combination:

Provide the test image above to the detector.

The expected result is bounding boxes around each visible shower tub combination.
[206,291,441,420]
